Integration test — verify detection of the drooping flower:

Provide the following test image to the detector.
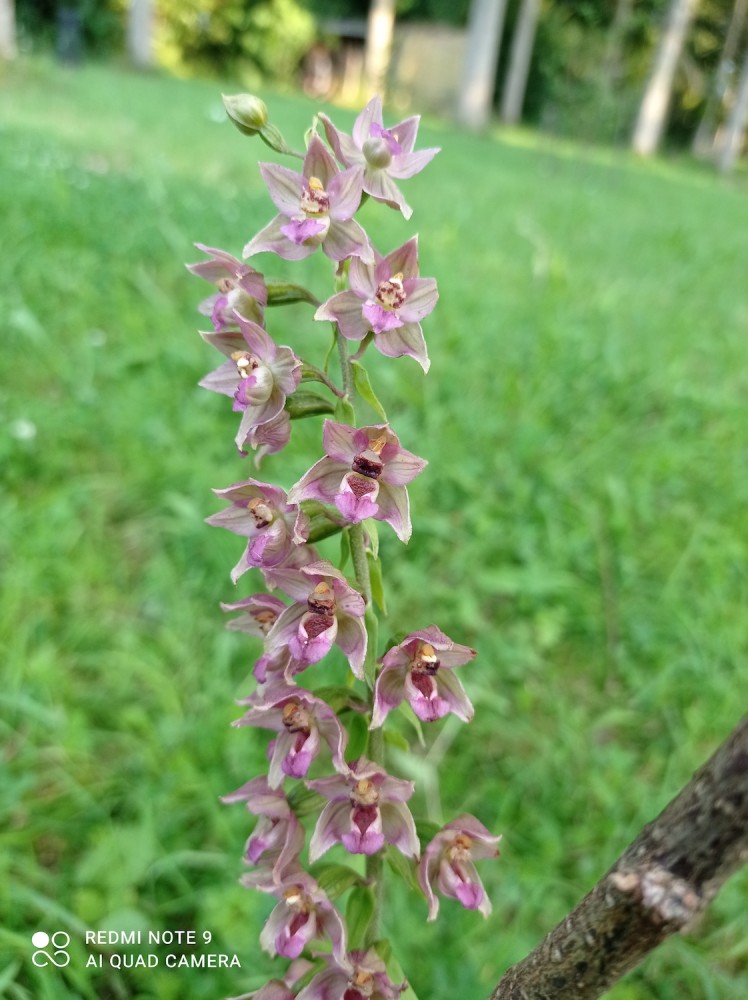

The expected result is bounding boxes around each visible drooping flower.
[221,593,288,637]
[315,236,437,372]
[233,683,348,788]
[263,560,367,679]
[297,949,406,1000]
[418,815,501,921]
[221,777,304,882]
[243,135,372,264]
[306,757,419,861]
[287,421,426,543]
[199,316,302,452]
[227,959,314,1000]
[206,479,309,580]
[187,243,267,330]
[319,96,440,220]
[371,626,476,728]
[258,870,347,962]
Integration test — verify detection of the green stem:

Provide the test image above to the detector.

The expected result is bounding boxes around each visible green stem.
[337,327,385,944]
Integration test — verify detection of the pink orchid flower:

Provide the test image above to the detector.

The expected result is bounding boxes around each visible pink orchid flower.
[243,134,373,264]
[319,95,440,220]
[199,317,301,453]
[287,421,426,543]
[206,479,309,580]
[371,626,476,728]
[187,242,267,330]
[418,815,501,921]
[306,757,419,861]
[221,777,304,883]
[263,560,367,679]
[297,949,406,1000]
[233,683,348,788]
[315,236,437,372]
[257,870,347,963]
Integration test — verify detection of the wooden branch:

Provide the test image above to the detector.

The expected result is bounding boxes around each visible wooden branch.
[490,716,748,1000]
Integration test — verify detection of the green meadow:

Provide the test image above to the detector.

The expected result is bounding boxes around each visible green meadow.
[1,58,747,999]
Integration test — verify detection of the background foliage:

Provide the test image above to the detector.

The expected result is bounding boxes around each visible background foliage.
[1,58,747,1000]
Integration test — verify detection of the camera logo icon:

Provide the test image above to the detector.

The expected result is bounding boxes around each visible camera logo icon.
[31,931,71,968]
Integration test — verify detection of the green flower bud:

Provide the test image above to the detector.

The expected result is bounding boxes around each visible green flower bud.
[222,93,269,136]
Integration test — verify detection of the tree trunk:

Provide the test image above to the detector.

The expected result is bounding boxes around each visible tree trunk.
[632,0,700,155]
[0,0,17,60]
[603,0,635,90]
[456,0,509,130]
[718,49,748,171]
[127,0,153,69]
[692,0,748,156]
[365,0,396,99]
[489,715,748,999]
[500,0,542,125]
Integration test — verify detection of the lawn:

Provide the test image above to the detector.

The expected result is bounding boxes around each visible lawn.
[1,56,747,1000]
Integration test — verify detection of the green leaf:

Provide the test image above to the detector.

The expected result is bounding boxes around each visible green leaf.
[313,685,368,715]
[346,711,369,761]
[383,729,410,752]
[285,391,335,419]
[364,607,379,690]
[334,395,355,425]
[396,701,425,748]
[346,884,375,950]
[266,279,320,307]
[287,785,326,818]
[365,518,379,560]
[367,551,387,615]
[313,863,363,899]
[339,528,351,572]
[351,360,388,421]
[384,845,420,893]
[415,819,443,848]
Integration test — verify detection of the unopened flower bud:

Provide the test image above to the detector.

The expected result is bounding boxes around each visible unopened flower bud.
[222,93,269,136]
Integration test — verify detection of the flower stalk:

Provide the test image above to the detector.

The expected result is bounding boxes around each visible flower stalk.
[189,93,501,999]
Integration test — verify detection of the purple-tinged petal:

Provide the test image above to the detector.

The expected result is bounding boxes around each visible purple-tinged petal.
[334,612,367,681]
[362,301,403,334]
[281,216,329,246]
[200,359,242,397]
[315,290,371,342]
[289,612,338,664]
[383,236,420,279]
[353,96,383,147]
[309,799,351,863]
[398,277,438,322]
[303,134,339,188]
[259,162,306,216]
[323,218,374,264]
[245,410,291,463]
[244,215,317,261]
[374,322,431,372]
[370,665,407,729]
[361,168,412,220]
[348,255,379,298]
[322,420,360,463]
[288,455,347,506]
[386,115,421,154]
[327,166,364,221]
[372,480,411,542]
[380,801,420,858]
[335,475,380,524]
[342,805,384,855]
[433,668,474,723]
[388,147,441,179]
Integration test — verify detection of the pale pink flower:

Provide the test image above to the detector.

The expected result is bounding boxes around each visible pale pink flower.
[418,815,501,921]
[371,626,476,728]
[244,135,372,264]
[206,479,309,580]
[319,96,440,220]
[297,949,406,1000]
[315,237,437,372]
[258,870,346,962]
[306,758,419,861]
[221,777,304,882]
[287,422,426,543]
[187,243,267,330]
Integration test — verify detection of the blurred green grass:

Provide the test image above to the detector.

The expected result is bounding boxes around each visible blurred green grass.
[1,57,747,999]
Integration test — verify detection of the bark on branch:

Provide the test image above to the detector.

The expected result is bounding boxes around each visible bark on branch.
[490,716,748,1000]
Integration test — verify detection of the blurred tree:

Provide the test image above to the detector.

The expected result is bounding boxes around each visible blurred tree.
[632,0,700,153]
[0,0,17,58]
[127,0,153,67]
[692,0,747,154]
[718,45,748,167]
[156,0,315,85]
[456,0,508,129]
[501,0,542,124]
[365,0,396,96]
